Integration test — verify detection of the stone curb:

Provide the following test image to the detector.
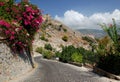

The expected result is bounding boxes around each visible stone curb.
[67,62,120,81]
[68,62,82,67]
[93,67,120,80]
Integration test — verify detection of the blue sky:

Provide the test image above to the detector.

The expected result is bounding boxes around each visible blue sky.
[28,0,120,17]
[16,0,120,29]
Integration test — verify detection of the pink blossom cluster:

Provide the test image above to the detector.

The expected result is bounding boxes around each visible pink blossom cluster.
[0,20,15,40]
[0,20,11,28]
[23,5,43,30]
[0,2,4,6]
[0,1,43,53]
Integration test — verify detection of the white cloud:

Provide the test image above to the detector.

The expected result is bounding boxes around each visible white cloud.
[55,9,120,29]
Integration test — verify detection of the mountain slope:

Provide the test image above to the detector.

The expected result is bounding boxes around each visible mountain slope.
[33,15,90,51]
[77,29,106,38]
[77,27,120,38]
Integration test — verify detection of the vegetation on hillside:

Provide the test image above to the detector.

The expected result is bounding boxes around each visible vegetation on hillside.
[36,44,54,59]
[62,35,68,42]
[36,18,120,75]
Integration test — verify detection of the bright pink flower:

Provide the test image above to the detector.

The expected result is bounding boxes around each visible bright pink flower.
[5,23,11,28]
[5,30,10,35]
[0,20,11,28]
[26,16,31,20]
[36,20,39,24]
[19,26,23,31]
[33,9,39,14]
[18,42,22,45]
[26,6,32,12]
[23,12,27,18]
[29,14,34,19]
[0,20,5,25]
[24,19,30,25]
[0,2,4,6]
[37,16,43,23]
[18,17,22,21]
[32,12,35,15]
[10,36,15,40]
[24,20,28,25]
[11,31,15,35]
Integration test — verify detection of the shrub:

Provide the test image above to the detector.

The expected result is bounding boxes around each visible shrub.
[59,45,76,62]
[40,36,48,42]
[71,52,83,63]
[44,43,52,51]
[63,28,67,32]
[0,0,43,54]
[58,45,98,64]
[77,47,98,64]
[77,47,86,55]
[59,24,63,27]
[55,51,61,58]
[62,35,68,42]
[48,22,52,26]
[96,19,120,75]
[82,36,93,43]
[58,27,61,31]
[35,47,43,54]
[42,50,53,59]
[97,55,120,75]
[36,47,54,59]
[100,19,120,54]
[83,50,98,64]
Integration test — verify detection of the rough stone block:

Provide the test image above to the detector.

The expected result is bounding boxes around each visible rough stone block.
[0,43,32,82]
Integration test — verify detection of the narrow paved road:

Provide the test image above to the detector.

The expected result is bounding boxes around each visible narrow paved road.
[22,57,117,82]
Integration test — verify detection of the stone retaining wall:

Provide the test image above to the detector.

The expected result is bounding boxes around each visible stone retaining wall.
[0,43,32,82]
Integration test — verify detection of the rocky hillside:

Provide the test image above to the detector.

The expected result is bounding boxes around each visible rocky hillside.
[33,14,90,51]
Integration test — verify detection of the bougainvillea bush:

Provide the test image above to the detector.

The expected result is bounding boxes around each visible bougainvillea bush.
[0,0,43,54]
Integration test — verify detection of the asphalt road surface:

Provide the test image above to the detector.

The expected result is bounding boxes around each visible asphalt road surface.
[21,57,117,82]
